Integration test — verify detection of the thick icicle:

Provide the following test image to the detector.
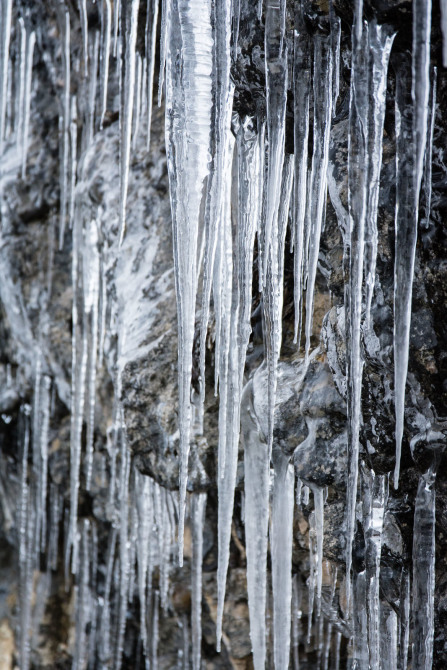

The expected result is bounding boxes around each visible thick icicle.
[345,10,367,609]
[362,468,388,670]
[118,0,140,245]
[412,465,437,670]
[165,0,213,563]
[394,0,431,489]
[264,156,293,452]
[364,23,395,329]
[303,35,332,359]
[242,379,270,669]
[292,4,310,344]
[263,0,287,286]
[191,493,207,670]
[271,449,294,670]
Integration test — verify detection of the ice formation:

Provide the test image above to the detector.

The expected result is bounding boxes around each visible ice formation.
[0,0,443,668]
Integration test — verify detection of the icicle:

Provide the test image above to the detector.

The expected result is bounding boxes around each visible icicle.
[165,0,213,564]
[74,519,91,670]
[83,218,100,491]
[307,510,316,645]
[264,156,293,452]
[16,18,26,155]
[291,577,301,670]
[303,35,332,359]
[364,23,395,329]
[345,11,367,610]
[118,0,140,245]
[132,53,143,150]
[59,9,71,250]
[329,5,341,115]
[191,493,206,670]
[352,569,369,667]
[362,468,388,670]
[19,407,32,670]
[48,483,62,571]
[39,375,51,552]
[85,31,100,151]
[263,0,287,286]
[242,380,270,668]
[393,0,431,489]
[69,96,78,227]
[20,23,34,176]
[135,472,152,658]
[398,567,410,670]
[78,0,89,77]
[311,486,324,617]
[421,69,437,230]
[0,0,12,151]
[145,0,159,149]
[271,450,294,670]
[412,465,437,670]
[115,430,131,669]
[292,8,310,345]
[197,0,234,429]
[442,0,447,68]
[99,0,112,129]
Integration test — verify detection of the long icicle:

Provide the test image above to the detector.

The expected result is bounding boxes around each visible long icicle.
[393,0,431,489]
[165,0,213,564]
[191,493,207,670]
[118,0,140,245]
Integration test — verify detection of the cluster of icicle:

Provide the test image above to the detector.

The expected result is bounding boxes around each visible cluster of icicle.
[0,0,445,668]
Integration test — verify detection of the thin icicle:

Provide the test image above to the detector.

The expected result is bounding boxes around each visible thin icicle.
[0,0,12,151]
[69,96,78,227]
[304,35,332,359]
[99,0,112,129]
[20,25,36,178]
[115,430,131,669]
[118,0,140,245]
[191,493,207,670]
[421,69,437,230]
[242,380,270,669]
[19,407,31,670]
[39,375,51,552]
[165,0,213,564]
[145,0,159,149]
[59,9,71,249]
[398,567,410,670]
[83,218,100,491]
[78,0,89,76]
[263,0,287,286]
[363,468,388,670]
[292,4,310,344]
[85,31,100,151]
[345,11,367,610]
[132,53,143,149]
[271,450,294,670]
[311,486,324,617]
[307,509,316,645]
[412,464,437,670]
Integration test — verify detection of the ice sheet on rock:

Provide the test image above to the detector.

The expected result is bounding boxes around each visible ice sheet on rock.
[191,493,207,670]
[292,4,310,344]
[304,35,332,359]
[271,450,294,670]
[263,0,287,288]
[165,0,212,562]
[242,379,270,669]
[118,0,140,245]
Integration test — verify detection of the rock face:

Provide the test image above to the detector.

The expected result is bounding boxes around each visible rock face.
[0,1,446,669]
